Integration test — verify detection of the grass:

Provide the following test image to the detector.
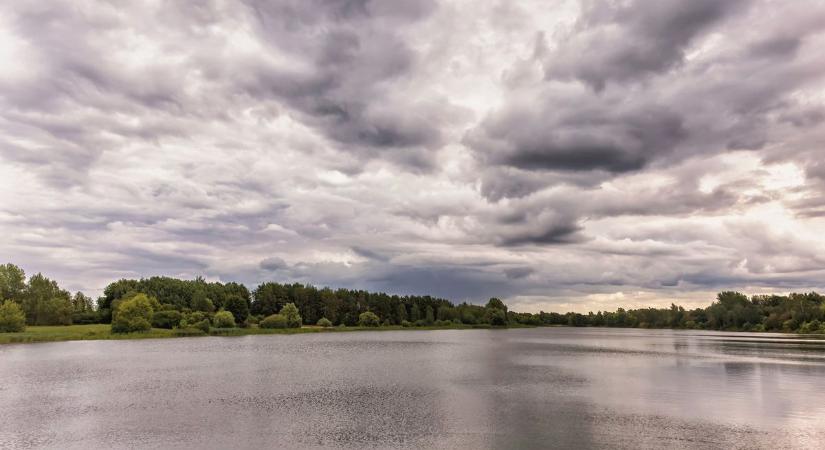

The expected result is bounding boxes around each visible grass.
[0,322,512,345]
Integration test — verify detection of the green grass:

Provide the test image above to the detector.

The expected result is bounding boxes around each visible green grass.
[0,322,514,345]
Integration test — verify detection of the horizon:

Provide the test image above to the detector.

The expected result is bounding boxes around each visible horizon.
[2,0,824,315]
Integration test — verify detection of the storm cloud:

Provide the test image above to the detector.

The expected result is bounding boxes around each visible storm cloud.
[1,0,824,313]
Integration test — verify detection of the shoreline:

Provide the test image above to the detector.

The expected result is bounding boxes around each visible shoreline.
[3,323,822,346]
[0,323,516,346]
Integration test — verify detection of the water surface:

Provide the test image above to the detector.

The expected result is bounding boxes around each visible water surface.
[2,327,824,449]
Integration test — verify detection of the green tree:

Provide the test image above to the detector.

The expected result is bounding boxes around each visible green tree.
[425,305,435,325]
[191,289,215,313]
[280,303,302,328]
[488,308,507,326]
[23,273,73,325]
[260,314,287,329]
[213,310,236,328]
[71,292,94,312]
[0,300,26,332]
[111,294,155,333]
[410,304,421,322]
[223,294,249,325]
[0,263,26,302]
[359,311,380,327]
[396,303,408,323]
[151,310,182,329]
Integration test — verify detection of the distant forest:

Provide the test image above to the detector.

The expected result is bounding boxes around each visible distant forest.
[2,263,825,334]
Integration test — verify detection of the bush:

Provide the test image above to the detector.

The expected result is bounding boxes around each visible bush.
[260,314,287,329]
[414,320,426,327]
[435,320,452,327]
[111,294,155,333]
[72,310,101,325]
[401,320,412,327]
[0,300,26,332]
[213,310,236,328]
[151,310,182,329]
[359,311,380,327]
[280,303,302,328]
[192,319,210,334]
[488,309,508,326]
[317,317,333,327]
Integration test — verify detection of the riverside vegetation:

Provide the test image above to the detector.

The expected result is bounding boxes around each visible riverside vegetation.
[2,262,825,344]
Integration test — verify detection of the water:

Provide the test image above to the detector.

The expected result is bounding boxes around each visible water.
[2,328,824,449]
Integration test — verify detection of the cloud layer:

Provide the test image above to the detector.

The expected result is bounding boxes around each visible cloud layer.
[1,0,824,312]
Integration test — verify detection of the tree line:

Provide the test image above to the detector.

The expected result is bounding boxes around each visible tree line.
[2,262,825,334]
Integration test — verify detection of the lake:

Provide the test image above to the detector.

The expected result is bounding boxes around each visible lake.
[2,327,824,449]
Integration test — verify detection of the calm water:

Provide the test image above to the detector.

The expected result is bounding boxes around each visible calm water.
[2,328,825,449]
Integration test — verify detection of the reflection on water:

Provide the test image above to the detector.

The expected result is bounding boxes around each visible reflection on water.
[2,328,824,449]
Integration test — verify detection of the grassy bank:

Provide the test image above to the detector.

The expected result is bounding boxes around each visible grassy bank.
[0,323,508,345]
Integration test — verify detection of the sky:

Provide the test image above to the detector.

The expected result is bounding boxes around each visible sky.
[1,0,825,313]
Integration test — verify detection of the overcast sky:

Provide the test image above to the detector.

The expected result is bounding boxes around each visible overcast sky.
[1,0,825,312]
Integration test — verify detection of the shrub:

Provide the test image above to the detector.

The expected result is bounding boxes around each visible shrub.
[435,320,452,327]
[280,303,302,328]
[151,310,182,329]
[260,314,287,329]
[192,319,210,334]
[0,300,26,332]
[401,320,412,327]
[213,310,236,328]
[359,311,380,327]
[381,319,391,327]
[317,317,333,327]
[414,320,426,327]
[223,294,249,326]
[180,311,209,329]
[111,294,155,333]
[71,310,101,325]
[488,309,508,326]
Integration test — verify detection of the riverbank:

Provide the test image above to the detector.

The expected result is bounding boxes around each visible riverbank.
[0,323,511,345]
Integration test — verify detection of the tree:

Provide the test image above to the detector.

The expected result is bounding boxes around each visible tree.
[0,300,26,332]
[488,308,507,326]
[397,303,408,323]
[223,294,249,325]
[191,289,215,313]
[280,303,302,328]
[111,294,155,333]
[425,305,435,325]
[359,311,380,327]
[151,310,182,329]
[72,292,94,312]
[410,304,421,322]
[22,273,73,325]
[213,310,236,328]
[260,314,287,329]
[0,263,26,302]
[317,317,333,327]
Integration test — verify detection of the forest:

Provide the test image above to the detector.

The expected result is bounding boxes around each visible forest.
[2,262,825,334]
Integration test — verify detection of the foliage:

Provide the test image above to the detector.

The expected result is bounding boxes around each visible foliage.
[111,294,155,333]
[358,311,380,327]
[0,263,26,302]
[223,294,250,325]
[22,273,73,325]
[280,303,302,328]
[213,310,236,328]
[0,300,26,332]
[72,311,101,324]
[151,310,182,329]
[316,317,333,327]
[260,314,287,329]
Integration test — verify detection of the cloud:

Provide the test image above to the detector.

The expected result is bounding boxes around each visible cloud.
[0,0,824,310]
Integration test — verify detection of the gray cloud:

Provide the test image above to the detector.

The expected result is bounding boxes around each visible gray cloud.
[1,0,824,311]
